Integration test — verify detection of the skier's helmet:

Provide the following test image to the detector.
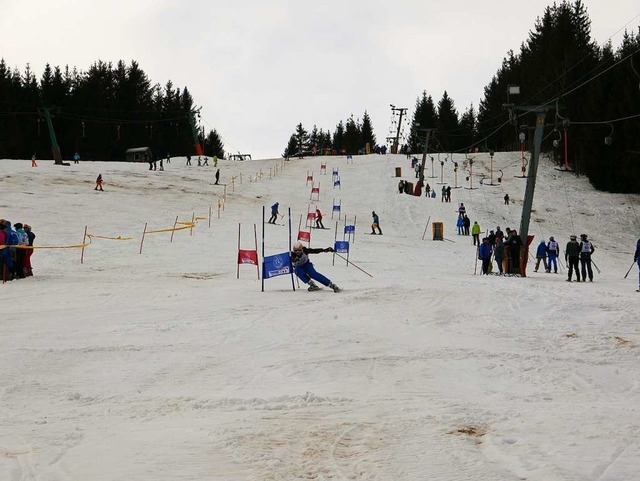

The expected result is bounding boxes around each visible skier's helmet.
[293,242,304,251]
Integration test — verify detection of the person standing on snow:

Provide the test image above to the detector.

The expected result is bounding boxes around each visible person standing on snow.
[463,214,471,235]
[94,174,104,191]
[534,240,548,272]
[456,215,464,235]
[579,234,595,282]
[471,220,480,244]
[565,235,581,282]
[291,242,341,292]
[315,208,324,229]
[546,236,560,273]
[507,229,523,274]
[214,168,220,185]
[494,237,505,275]
[371,211,382,235]
[479,237,492,275]
[268,202,280,224]
[23,224,35,277]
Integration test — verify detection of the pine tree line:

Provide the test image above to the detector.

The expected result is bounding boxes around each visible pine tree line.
[476,0,640,193]
[283,111,377,157]
[0,59,225,161]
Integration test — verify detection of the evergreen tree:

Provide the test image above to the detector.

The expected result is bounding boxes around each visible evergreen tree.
[294,123,310,156]
[332,121,345,152]
[309,124,320,152]
[459,104,477,152]
[361,110,376,149]
[408,91,438,154]
[436,91,459,152]
[344,115,361,154]
[207,129,225,158]
[284,134,298,157]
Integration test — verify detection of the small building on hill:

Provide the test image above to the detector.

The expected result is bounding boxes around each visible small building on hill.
[125,147,153,162]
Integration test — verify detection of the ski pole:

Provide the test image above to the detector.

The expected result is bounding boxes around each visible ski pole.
[333,252,373,277]
[474,244,479,275]
[591,259,601,275]
[624,261,636,279]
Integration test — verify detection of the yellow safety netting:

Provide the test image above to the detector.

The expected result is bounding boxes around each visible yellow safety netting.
[146,222,196,234]
[86,234,134,240]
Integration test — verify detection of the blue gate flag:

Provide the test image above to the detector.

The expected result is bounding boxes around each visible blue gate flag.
[334,241,350,253]
[332,204,341,212]
[262,252,292,279]
[344,225,355,234]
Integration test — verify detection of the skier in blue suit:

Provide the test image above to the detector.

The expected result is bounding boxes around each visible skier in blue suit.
[291,242,341,292]
[268,202,280,224]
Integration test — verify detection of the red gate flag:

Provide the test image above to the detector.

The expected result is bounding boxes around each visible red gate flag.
[238,249,258,265]
[298,231,311,243]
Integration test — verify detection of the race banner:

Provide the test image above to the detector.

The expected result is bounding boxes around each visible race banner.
[262,252,292,279]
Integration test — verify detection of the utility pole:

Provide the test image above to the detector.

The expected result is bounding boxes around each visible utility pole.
[40,107,65,165]
[517,106,551,276]
[188,108,203,156]
[389,104,407,154]
[416,127,435,184]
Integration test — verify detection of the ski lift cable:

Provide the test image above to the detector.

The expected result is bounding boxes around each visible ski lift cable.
[512,13,640,114]
[516,47,640,121]
[569,112,640,125]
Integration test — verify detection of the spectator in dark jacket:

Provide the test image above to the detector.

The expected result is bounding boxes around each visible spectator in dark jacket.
[479,237,492,275]
[565,235,581,282]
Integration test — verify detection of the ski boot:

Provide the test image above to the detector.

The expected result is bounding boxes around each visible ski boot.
[307,280,321,291]
[328,282,341,293]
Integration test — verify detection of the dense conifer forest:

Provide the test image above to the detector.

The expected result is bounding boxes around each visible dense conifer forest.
[0,59,225,161]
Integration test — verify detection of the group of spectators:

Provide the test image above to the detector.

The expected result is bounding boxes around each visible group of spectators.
[0,219,36,281]
[534,233,596,282]
[478,228,597,281]
[478,227,524,276]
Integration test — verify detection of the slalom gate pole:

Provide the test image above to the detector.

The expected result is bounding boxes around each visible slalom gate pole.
[624,261,636,279]
[190,213,195,236]
[237,223,241,279]
[139,223,148,254]
[288,207,296,291]
[422,216,431,241]
[253,223,259,279]
[170,216,178,243]
[261,206,265,292]
[80,226,88,264]
[333,252,373,278]
[208,206,212,228]
[474,244,479,275]
[591,259,601,275]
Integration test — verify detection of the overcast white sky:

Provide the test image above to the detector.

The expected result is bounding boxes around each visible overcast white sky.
[1,0,638,159]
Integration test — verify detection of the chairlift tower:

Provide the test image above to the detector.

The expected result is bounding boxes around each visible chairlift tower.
[415,126,435,184]
[389,104,408,154]
[515,105,552,276]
